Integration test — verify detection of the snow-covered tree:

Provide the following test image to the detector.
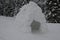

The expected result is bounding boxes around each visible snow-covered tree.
[0,0,30,17]
[46,0,60,23]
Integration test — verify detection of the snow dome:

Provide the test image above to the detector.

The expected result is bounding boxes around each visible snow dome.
[14,1,47,33]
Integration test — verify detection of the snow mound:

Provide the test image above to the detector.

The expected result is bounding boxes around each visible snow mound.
[14,1,47,33]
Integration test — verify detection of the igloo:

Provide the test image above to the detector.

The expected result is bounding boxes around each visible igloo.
[14,1,47,33]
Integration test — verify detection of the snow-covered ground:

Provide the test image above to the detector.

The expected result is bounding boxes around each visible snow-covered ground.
[0,16,60,40]
[0,1,60,40]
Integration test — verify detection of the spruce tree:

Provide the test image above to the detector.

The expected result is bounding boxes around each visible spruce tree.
[46,0,60,23]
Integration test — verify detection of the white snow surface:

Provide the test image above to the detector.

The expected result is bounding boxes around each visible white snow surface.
[0,1,60,40]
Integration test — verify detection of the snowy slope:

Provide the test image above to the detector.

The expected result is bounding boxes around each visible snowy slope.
[0,1,60,40]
